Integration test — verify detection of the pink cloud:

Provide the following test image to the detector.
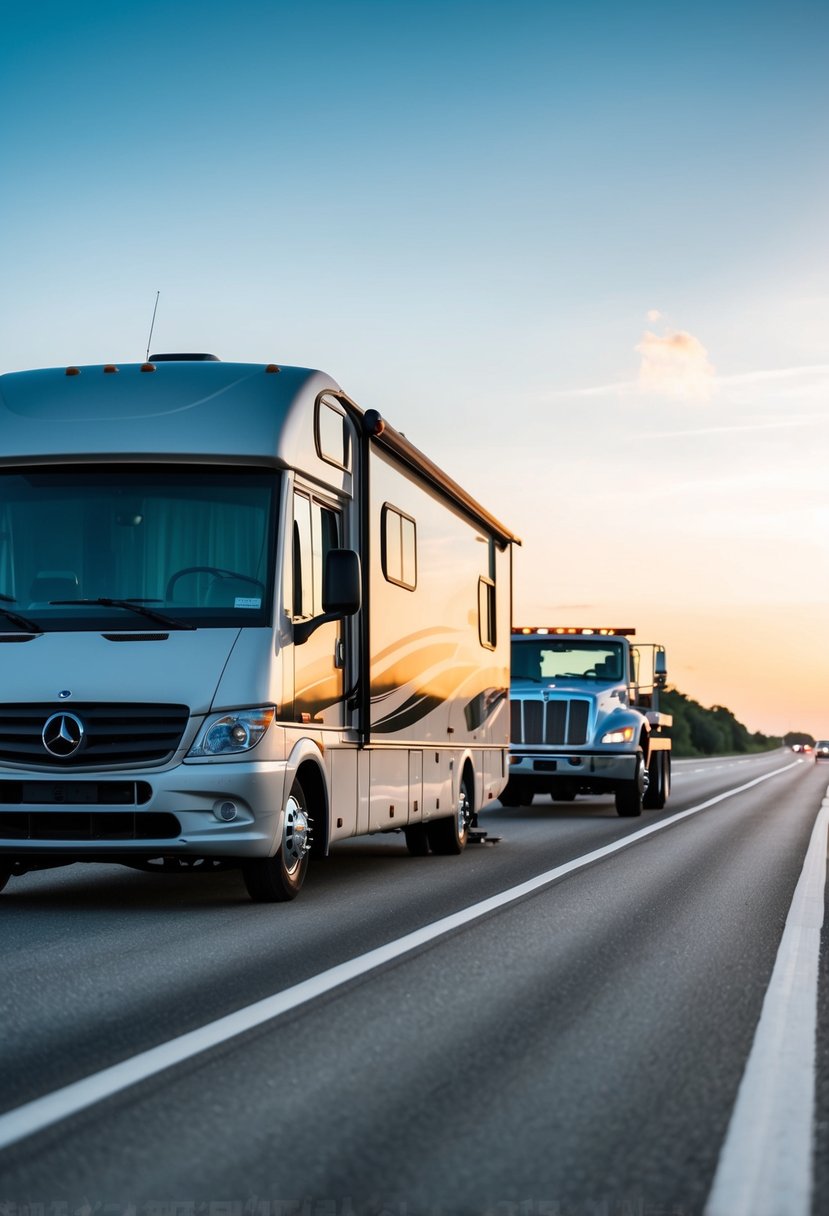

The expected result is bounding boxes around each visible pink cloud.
[636,328,716,400]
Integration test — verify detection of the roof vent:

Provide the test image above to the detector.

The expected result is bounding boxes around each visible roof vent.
[148,353,220,362]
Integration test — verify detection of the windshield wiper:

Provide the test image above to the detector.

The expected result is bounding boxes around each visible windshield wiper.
[0,604,43,634]
[50,598,196,631]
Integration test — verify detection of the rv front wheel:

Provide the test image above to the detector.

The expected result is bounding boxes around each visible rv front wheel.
[242,778,311,902]
[427,774,472,855]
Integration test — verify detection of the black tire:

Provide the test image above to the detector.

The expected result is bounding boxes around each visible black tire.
[615,750,646,818]
[551,781,578,802]
[0,864,12,893]
[498,782,524,807]
[643,750,664,809]
[427,773,473,855]
[243,777,311,902]
[404,824,431,856]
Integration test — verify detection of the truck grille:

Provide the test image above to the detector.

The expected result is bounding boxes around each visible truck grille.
[0,703,189,768]
[510,698,590,746]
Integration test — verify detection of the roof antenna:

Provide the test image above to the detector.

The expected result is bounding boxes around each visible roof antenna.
[145,291,160,362]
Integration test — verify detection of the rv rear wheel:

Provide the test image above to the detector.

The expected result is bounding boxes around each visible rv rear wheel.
[427,774,472,855]
[243,777,311,902]
[404,824,431,856]
[498,781,524,807]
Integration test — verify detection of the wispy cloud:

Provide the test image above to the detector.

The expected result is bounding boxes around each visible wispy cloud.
[716,364,829,387]
[553,360,829,401]
[643,413,825,439]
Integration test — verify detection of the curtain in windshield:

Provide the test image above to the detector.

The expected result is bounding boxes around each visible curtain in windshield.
[0,467,277,621]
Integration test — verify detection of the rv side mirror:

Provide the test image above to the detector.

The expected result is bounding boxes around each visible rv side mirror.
[654,649,668,686]
[322,549,361,616]
[294,550,361,646]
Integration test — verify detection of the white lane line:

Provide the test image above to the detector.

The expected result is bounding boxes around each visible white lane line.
[704,786,829,1216]
[0,758,802,1154]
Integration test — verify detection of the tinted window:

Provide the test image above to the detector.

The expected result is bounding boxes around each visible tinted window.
[381,504,416,590]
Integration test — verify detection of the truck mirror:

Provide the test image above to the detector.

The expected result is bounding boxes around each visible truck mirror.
[322,549,361,616]
[654,649,667,685]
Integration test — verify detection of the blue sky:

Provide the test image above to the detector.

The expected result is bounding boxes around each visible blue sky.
[2,0,828,734]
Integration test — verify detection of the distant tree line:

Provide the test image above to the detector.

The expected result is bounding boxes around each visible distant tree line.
[660,687,781,757]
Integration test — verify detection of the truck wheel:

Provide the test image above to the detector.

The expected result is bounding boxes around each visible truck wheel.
[243,777,311,901]
[404,824,431,856]
[427,774,472,855]
[552,781,578,802]
[615,751,647,817]
[643,752,661,809]
[644,751,671,810]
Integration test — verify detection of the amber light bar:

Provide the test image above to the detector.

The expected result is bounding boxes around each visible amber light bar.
[512,626,636,637]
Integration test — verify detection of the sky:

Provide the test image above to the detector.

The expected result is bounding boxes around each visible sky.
[1,0,828,738]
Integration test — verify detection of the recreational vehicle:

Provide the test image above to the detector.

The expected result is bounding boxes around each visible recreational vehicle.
[0,355,517,900]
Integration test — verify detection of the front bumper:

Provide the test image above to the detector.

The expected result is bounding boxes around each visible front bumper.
[509,750,638,784]
[0,759,290,861]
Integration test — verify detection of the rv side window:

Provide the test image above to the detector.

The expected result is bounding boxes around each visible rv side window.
[292,494,314,619]
[315,396,352,471]
[293,492,342,619]
[313,503,341,610]
[381,504,416,591]
[478,576,496,649]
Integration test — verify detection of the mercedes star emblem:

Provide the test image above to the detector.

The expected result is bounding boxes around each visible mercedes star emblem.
[42,712,85,758]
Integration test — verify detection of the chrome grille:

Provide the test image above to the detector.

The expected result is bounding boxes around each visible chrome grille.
[510,698,590,746]
[0,703,189,767]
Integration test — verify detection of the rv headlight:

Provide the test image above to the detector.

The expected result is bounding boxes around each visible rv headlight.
[602,726,635,744]
[188,707,275,757]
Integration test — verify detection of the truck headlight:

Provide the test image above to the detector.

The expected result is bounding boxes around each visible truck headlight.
[188,707,275,757]
[602,726,635,744]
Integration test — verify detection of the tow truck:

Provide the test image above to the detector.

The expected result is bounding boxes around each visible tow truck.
[503,627,672,816]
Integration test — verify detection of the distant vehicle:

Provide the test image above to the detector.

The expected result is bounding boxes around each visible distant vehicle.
[504,627,672,817]
[0,354,518,901]
[814,741,829,760]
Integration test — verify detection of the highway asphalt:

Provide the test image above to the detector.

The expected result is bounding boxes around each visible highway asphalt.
[0,749,826,1216]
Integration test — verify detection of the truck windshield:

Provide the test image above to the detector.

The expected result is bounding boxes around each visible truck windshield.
[511,640,625,682]
[0,465,278,630]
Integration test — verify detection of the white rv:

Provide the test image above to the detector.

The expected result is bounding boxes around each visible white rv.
[0,354,517,900]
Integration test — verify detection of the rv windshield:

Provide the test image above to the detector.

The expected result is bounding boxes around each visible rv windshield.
[0,465,278,630]
[511,639,625,682]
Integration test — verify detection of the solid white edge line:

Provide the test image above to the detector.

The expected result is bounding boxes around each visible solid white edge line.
[0,758,802,1153]
[703,785,829,1216]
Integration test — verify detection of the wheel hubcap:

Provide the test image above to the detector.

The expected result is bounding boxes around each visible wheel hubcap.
[457,785,471,836]
[283,793,311,874]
